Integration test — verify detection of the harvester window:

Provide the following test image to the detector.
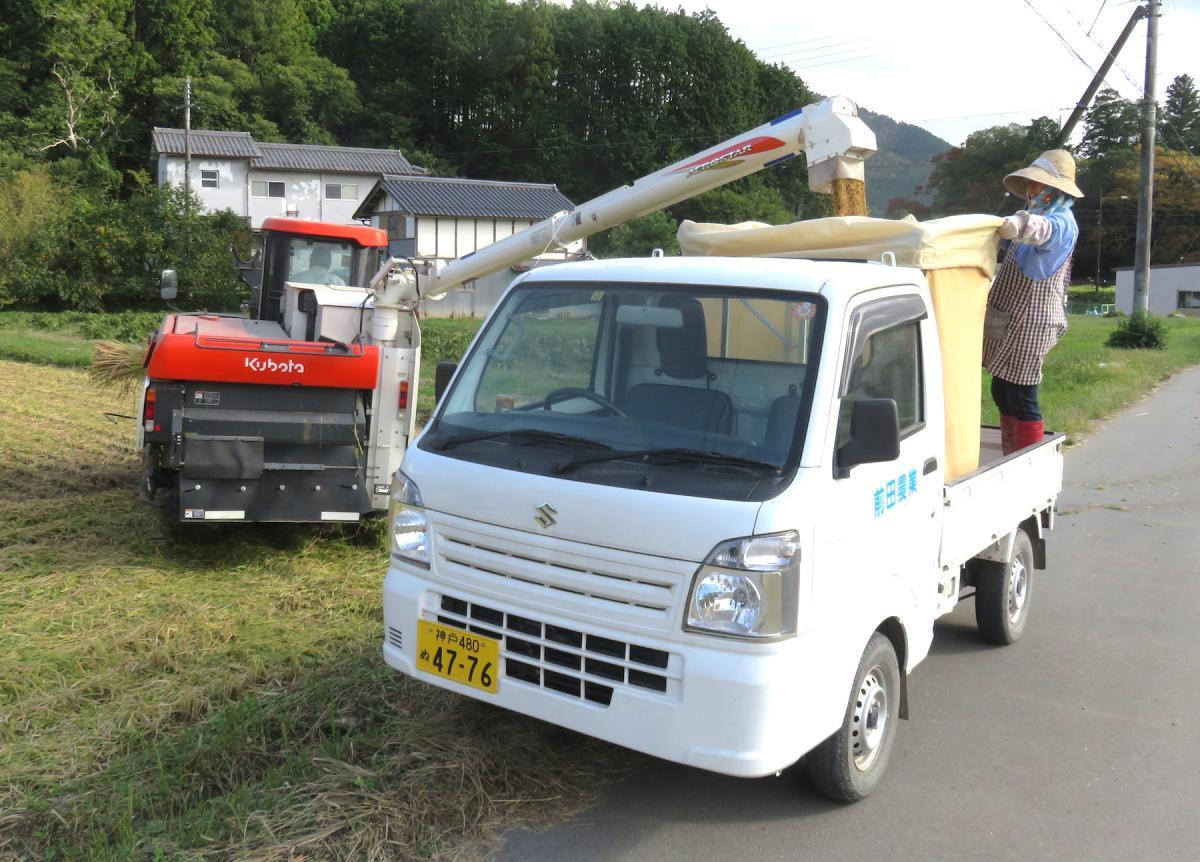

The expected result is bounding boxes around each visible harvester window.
[287,240,352,286]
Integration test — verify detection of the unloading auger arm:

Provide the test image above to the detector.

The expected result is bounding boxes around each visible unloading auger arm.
[367,96,875,339]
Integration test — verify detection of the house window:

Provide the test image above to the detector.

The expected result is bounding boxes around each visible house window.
[1178,290,1200,309]
[325,183,359,200]
[200,170,219,189]
[386,214,410,239]
[252,180,285,198]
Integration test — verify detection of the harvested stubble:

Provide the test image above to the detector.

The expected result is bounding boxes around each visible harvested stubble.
[0,358,639,861]
[88,340,145,391]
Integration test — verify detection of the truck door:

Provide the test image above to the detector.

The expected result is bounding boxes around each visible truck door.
[818,293,943,662]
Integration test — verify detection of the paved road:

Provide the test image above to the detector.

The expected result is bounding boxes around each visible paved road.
[499,367,1200,862]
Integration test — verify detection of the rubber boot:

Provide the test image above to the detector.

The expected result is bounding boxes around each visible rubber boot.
[999,415,1017,455]
[1012,419,1045,452]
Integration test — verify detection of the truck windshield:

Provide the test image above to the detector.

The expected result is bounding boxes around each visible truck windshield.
[423,281,825,501]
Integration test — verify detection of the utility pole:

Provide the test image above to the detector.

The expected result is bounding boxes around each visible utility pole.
[184,76,193,261]
[1132,0,1160,313]
[183,76,192,203]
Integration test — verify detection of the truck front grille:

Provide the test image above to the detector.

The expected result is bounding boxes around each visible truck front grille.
[434,594,676,707]
[434,526,680,619]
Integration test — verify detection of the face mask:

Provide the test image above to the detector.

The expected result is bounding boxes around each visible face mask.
[1026,186,1073,216]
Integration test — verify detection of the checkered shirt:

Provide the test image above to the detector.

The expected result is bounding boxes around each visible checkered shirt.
[982,242,1071,386]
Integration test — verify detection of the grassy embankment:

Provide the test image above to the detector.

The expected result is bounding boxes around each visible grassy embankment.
[982,315,1200,441]
[2,310,1199,859]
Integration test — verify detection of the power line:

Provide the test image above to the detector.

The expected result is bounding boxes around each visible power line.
[792,48,900,72]
[755,31,858,54]
[760,37,875,62]
[1022,0,1104,77]
[1087,0,1109,36]
[767,41,886,66]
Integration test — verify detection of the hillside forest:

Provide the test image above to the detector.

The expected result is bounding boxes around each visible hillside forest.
[1,0,1198,311]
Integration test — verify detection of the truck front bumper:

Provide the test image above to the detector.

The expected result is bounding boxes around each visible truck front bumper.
[382,563,844,778]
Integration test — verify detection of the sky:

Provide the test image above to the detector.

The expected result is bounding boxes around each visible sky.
[661,0,1200,147]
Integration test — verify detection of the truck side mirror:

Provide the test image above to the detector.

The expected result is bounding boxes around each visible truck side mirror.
[835,398,900,479]
[435,361,457,404]
[160,269,178,301]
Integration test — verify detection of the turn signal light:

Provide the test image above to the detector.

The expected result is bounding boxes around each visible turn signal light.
[144,388,160,433]
[399,380,409,411]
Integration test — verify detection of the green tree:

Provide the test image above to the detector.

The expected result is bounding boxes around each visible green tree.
[1079,88,1140,159]
[1159,73,1200,153]
[590,211,681,258]
[924,118,1062,215]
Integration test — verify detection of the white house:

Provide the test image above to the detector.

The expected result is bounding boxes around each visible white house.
[152,128,423,229]
[1114,262,1200,315]
[353,175,583,317]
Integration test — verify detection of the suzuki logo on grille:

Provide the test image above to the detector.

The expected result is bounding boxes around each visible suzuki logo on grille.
[534,502,558,528]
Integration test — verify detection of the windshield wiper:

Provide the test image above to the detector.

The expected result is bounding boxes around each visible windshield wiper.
[432,427,614,453]
[555,446,781,475]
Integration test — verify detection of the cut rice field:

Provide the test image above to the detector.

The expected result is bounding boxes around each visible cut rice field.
[0,359,636,861]
[3,311,1200,859]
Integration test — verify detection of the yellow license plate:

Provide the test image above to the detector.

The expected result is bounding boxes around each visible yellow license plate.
[415,619,500,694]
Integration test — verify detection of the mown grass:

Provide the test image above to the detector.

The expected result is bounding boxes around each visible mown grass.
[0,359,634,860]
[980,315,1200,442]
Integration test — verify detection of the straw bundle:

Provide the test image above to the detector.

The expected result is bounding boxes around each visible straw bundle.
[89,340,146,391]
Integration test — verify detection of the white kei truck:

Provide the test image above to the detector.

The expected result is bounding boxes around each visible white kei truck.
[377,103,1065,802]
[381,255,1064,802]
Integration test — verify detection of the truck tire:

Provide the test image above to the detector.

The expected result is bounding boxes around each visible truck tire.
[806,632,900,802]
[974,529,1034,645]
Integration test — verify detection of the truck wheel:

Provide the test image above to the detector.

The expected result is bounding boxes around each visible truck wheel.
[806,632,900,802]
[974,529,1034,645]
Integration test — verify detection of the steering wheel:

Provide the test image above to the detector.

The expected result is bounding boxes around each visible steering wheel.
[543,387,629,418]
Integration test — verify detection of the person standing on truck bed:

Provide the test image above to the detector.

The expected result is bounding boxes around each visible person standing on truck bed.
[984,148,1083,455]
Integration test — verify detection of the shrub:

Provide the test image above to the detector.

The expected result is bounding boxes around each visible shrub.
[0,169,251,312]
[1106,310,1168,349]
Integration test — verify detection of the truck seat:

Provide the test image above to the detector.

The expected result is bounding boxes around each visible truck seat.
[763,394,802,458]
[623,294,735,436]
[625,383,735,435]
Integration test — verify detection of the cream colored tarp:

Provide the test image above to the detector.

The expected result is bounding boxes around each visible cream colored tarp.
[677,214,1004,481]
[678,214,1003,275]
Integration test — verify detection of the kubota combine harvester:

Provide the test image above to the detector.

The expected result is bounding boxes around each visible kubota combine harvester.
[136,97,876,523]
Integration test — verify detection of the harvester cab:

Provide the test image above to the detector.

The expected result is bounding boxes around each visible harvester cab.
[251,218,388,323]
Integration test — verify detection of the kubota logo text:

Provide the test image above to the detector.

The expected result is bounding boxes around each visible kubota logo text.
[244,357,305,374]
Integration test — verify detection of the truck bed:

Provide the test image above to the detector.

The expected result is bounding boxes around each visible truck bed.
[939,425,1065,572]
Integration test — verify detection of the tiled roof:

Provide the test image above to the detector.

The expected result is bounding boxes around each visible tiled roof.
[152,128,261,159]
[358,175,575,219]
[152,128,421,175]
[254,142,419,175]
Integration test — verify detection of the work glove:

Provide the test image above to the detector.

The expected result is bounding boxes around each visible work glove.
[998,212,1027,240]
[999,210,1054,245]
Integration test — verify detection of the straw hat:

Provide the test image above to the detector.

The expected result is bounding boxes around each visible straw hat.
[1003,149,1084,199]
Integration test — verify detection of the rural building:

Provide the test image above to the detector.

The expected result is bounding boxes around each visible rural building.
[1114,262,1200,315]
[353,175,583,317]
[152,128,423,228]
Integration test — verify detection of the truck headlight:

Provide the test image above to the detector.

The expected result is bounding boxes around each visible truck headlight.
[685,531,799,639]
[390,470,429,567]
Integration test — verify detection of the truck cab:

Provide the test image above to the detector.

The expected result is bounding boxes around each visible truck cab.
[381,254,1063,800]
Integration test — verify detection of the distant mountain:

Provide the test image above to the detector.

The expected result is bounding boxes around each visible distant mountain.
[857,108,952,215]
